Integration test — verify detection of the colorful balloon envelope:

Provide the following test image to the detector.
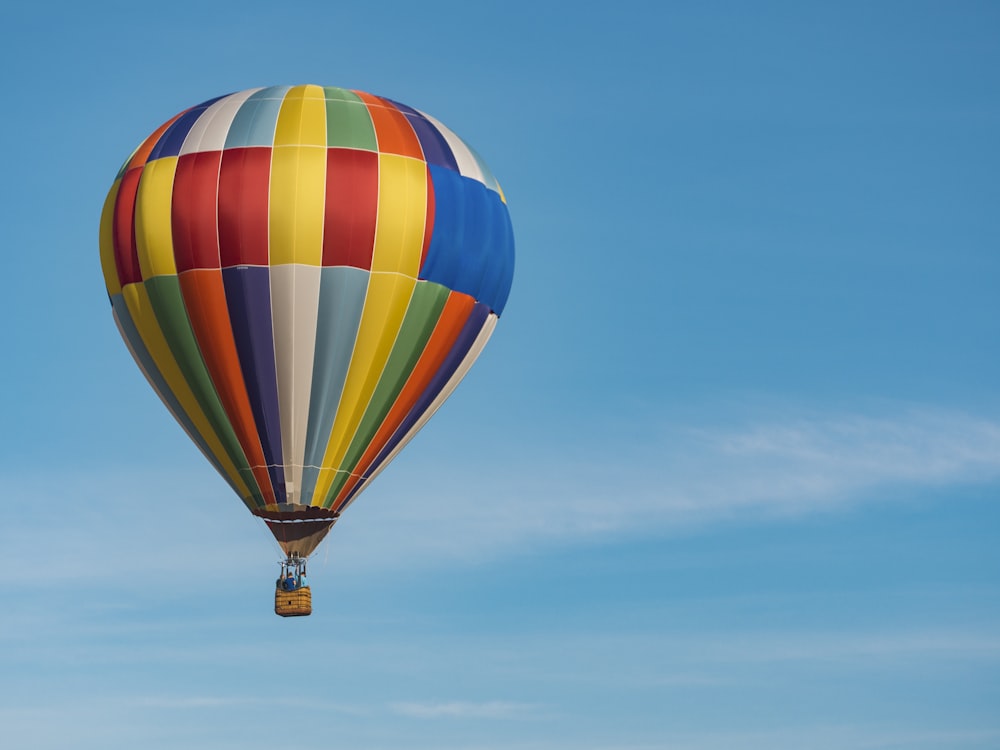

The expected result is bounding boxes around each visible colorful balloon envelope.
[99,85,514,559]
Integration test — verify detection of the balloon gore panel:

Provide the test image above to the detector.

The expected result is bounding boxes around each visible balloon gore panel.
[99,85,514,554]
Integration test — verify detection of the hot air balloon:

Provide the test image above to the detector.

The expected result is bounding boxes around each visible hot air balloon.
[98,85,514,616]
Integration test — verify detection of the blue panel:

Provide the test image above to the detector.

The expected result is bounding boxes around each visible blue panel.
[225,86,292,149]
[148,96,226,160]
[480,191,516,313]
[221,266,287,501]
[299,266,369,505]
[421,166,515,314]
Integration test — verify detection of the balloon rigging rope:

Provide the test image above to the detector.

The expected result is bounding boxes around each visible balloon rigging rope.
[255,515,284,560]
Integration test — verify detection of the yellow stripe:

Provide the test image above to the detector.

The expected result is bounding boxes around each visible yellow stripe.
[121,282,252,498]
[311,273,417,503]
[99,181,122,296]
[274,84,327,146]
[134,157,179,278]
[270,86,327,265]
[268,144,326,266]
[371,154,427,276]
[310,153,428,503]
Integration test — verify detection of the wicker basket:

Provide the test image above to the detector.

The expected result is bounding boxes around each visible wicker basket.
[275,586,312,617]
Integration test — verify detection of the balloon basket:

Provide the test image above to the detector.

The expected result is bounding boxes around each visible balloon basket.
[275,586,312,617]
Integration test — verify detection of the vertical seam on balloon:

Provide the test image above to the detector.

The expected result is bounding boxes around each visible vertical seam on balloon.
[310,104,381,507]
[323,277,421,504]
[321,135,434,495]
[266,93,282,504]
[313,153,425,505]
[100,182,123,295]
[382,95,426,161]
[353,149,435,468]
[112,296,251,504]
[329,283,453,508]
[300,266,366,504]
[205,104,277,504]
[168,144,275,505]
[301,87,331,500]
[340,313,497,512]
[127,149,259,502]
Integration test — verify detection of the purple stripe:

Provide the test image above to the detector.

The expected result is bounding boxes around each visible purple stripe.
[222,266,287,501]
[386,99,459,171]
[342,302,491,504]
[408,114,459,170]
[147,95,226,161]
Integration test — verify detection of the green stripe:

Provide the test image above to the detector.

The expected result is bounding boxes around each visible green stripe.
[323,281,450,503]
[144,275,266,509]
[324,87,377,150]
[112,292,246,501]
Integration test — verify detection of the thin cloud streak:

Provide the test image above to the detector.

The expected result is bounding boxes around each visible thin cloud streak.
[671,629,1000,664]
[389,700,541,720]
[4,404,998,576]
[465,628,1000,691]
[332,404,1000,568]
[573,726,1000,750]
[127,695,371,715]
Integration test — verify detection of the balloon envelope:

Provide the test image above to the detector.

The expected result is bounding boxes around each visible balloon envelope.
[99,85,514,556]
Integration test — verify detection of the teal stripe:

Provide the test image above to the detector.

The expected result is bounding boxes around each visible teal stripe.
[225,86,292,148]
[111,294,247,502]
[299,266,369,504]
[323,281,450,504]
[323,87,377,151]
[143,276,266,508]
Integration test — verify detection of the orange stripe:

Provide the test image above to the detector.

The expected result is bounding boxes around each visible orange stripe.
[178,269,276,504]
[125,111,187,172]
[354,91,424,159]
[331,291,476,510]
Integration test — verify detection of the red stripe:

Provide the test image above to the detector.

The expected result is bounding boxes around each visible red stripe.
[323,148,378,268]
[172,152,222,272]
[112,168,144,286]
[219,147,271,267]
[178,269,277,505]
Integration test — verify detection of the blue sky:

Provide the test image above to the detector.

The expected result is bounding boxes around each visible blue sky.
[2,1,999,748]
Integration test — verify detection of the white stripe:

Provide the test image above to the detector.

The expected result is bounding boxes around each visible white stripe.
[179,88,262,155]
[341,313,498,511]
[270,264,322,504]
[416,110,487,184]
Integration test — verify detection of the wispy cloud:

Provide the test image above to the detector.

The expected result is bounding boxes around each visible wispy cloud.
[452,627,1000,692]
[127,695,371,714]
[389,700,541,720]
[328,404,1000,568]
[669,628,1000,665]
[131,696,254,709]
[577,725,1000,750]
[4,403,998,577]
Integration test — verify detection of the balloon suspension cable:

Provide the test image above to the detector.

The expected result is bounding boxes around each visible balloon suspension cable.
[256,515,285,559]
